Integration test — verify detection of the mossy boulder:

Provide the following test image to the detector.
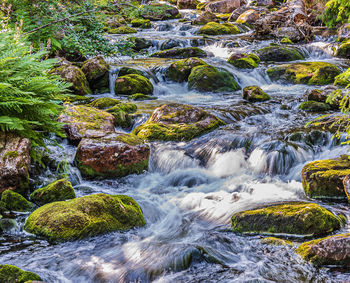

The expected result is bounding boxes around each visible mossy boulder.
[106,104,137,128]
[24,193,146,242]
[109,26,137,34]
[118,67,147,77]
[0,265,42,283]
[30,179,76,206]
[141,3,180,20]
[192,11,218,25]
[129,37,153,51]
[296,233,350,266]
[177,0,198,9]
[81,56,110,93]
[129,93,157,100]
[256,45,304,62]
[115,74,154,95]
[231,202,343,236]
[131,18,151,28]
[243,86,271,102]
[334,68,350,87]
[236,9,259,25]
[188,65,240,92]
[267,62,341,85]
[1,190,33,212]
[132,103,225,141]
[198,22,240,35]
[75,133,150,178]
[301,155,350,200]
[299,101,331,112]
[151,47,207,59]
[88,97,121,109]
[57,105,116,144]
[335,41,350,59]
[227,53,260,69]
[305,87,340,110]
[166,57,208,82]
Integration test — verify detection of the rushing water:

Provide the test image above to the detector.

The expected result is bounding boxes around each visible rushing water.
[1,8,350,283]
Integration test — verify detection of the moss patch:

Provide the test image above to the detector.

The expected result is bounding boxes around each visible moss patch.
[151,47,207,59]
[166,57,208,82]
[261,237,293,246]
[1,190,33,212]
[199,22,240,35]
[88,97,121,109]
[299,101,331,112]
[109,26,137,34]
[0,265,41,283]
[131,18,151,28]
[243,86,271,102]
[256,45,304,62]
[129,93,157,100]
[228,53,260,69]
[336,41,350,59]
[115,74,153,95]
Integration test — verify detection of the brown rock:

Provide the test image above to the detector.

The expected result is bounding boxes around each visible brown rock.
[177,0,198,9]
[81,56,110,92]
[236,9,259,24]
[205,0,244,14]
[192,11,218,25]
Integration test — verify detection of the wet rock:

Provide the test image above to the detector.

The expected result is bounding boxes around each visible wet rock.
[75,133,149,178]
[236,9,259,24]
[227,53,260,69]
[256,0,274,5]
[188,65,241,92]
[129,93,157,101]
[205,0,243,14]
[131,18,151,28]
[130,37,153,51]
[335,40,350,59]
[141,3,180,20]
[24,193,146,241]
[109,26,137,34]
[0,264,42,282]
[231,202,344,236]
[192,11,218,25]
[305,87,340,110]
[155,23,173,31]
[81,56,110,93]
[198,21,240,35]
[88,97,121,109]
[299,101,331,112]
[296,233,350,266]
[166,57,208,82]
[243,86,270,102]
[267,62,341,85]
[177,0,198,9]
[30,179,76,206]
[256,45,304,62]
[334,68,350,87]
[118,67,147,78]
[57,105,116,144]
[0,132,31,196]
[261,237,293,246]
[151,47,207,59]
[160,39,185,50]
[115,74,154,95]
[51,64,91,95]
[1,190,33,212]
[338,24,350,42]
[0,218,17,233]
[132,103,225,141]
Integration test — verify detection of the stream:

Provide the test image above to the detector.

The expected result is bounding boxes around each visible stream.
[1,7,350,283]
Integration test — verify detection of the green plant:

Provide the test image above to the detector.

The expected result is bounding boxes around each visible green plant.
[323,0,350,27]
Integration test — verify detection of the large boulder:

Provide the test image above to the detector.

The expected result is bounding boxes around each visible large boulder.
[75,133,150,178]
[267,62,341,85]
[81,56,110,93]
[166,57,208,82]
[57,105,116,144]
[1,190,33,212]
[243,86,270,102]
[0,265,42,283]
[192,11,218,25]
[141,3,180,20]
[231,202,344,236]
[298,101,331,112]
[296,233,350,266]
[227,53,260,69]
[30,179,76,206]
[115,74,154,95]
[198,22,240,35]
[151,47,207,59]
[133,103,225,141]
[205,0,243,13]
[0,132,31,196]
[256,45,305,62]
[188,65,241,92]
[236,9,259,24]
[301,155,350,201]
[335,40,350,59]
[177,0,198,9]
[24,193,146,242]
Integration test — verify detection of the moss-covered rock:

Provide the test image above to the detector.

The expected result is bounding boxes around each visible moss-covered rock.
[88,97,121,109]
[227,53,260,69]
[115,74,154,95]
[30,179,76,206]
[141,3,179,20]
[281,37,293,44]
[296,233,350,266]
[334,68,350,87]
[299,101,331,112]
[166,57,208,82]
[261,237,293,246]
[335,40,350,59]
[1,190,33,212]
[256,45,304,62]
[0,265,42,283]
[81,56,110,93]
[151,47,207,59]
[198,22,240,35]
[109,26,137,34]
[132,103,225,141]
[177,0,198,9]
[118,66,147,77]
[267,62,341,85]
[301,155,350,200]
[243,86,271,102]
[129,93,157,100]
[231,202,343,236]
[236,9,259,25]
[0,218,17,233]
[106,103,137,128]
[129,37,153,51]
[131,18,151,28]
[188,65,240,92]
[24,193,146,241]
[192,11,218,25]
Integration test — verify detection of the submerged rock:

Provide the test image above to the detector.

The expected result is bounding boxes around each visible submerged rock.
[243,86,270,102]
[30,179,76,206]
[129,93,157,101]
[298,101,331,112]
[130,37,153,51]
[227,53,260,69]
[198,21,240,35]
[231,202,344,236]
[256,45,304,62]
[296,233,350,266]
[0,264,42,282]
[24,193,146,241]
[115,74,154,95]
[75,133,150,178]
[151,47,207,59]
[267,62,341,85]
[133,103,225,141]
[166,57,208,82]
[1,190,33,212]
[81,56,110,93]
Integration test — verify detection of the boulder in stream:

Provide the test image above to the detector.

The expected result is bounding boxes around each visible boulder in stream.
[298,101,331,112]
[151,47,207,59]
[0,264,42,282]
[256,45,304,62]
[81,56,110,93]
[115,74,154,95]
[1,190,33,212]
[131,18,151,28]
[205,0,243,14]
[192,11,218,25]
[227,53,260,69]
[24,193,146,241]
[198,21,240,35]
[166,57,208,82]
[236,9,259,25]
[335,40,350,59]
[243,86,270,102]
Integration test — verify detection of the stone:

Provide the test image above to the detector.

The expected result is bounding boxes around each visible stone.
[1,190,33,212]
[243,86,271,102]
[236,9,259,24]
[115,74,154,95]
[227,53,260,69]
[151,47,207,59]
[298,101,331,112]
[160,39,185,50]
[81,56,110,93]
[198,21,240,35]
[131,19,151,28]
[130,37,153,51]
[88,97,121,109]
[129,93,157,101]
[335,41,350,59]
[0,265,42,283]
[177,0,198,9]
[205,0,243,14]
[166,57,208,82]
[261,237,293,246]
[337,24,350,42]
[256,45,304,62]
[192,11,218,25]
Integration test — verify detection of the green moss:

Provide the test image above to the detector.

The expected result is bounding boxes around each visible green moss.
[0,265,42,283]
[166,57,208,82]
[81,56,110,93]
[141,3,179,20]
[267,62,341,85]
[106,108,133,128]
[231,202,343,236]
[88,97,121,109]
[1,190,33,212]
[109,26,137,34]
[108,102,137,113]
[118,66,146,77]
[256,45,304,62]
[131,18,151,28]
[334,68,350,86]
[243,86,271,102]
[24,193,146,242]
[336,41,350,59]
[261,237,293,246]
[30,179,76,206]
[151,47,207,59]
[281,37,293,44]
[115,74,153,95]
[188,65,241,92]
[199,22,240,35]
[299,101,331,112]
[227,53,260,69]
[3,151,19,160]
[129,93,157,100]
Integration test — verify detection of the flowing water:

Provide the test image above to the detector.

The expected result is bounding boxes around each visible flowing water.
[1,8,350,283]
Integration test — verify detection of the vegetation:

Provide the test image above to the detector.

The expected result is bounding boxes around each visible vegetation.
[323,0,350,27]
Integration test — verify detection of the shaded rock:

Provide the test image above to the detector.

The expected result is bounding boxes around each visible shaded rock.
[334,68,350,87]
[131,18,151,28]
[256,45,304,62]
[305,87,340,109]
[0,265,42,283]
[273,26,308,43]
[160,39,185,50]
[0,132,31,196]
[118,67,147,78]
[115,74,154,95]
[106,104,137,128]
[188,65,240,92]
[228,53,260,69]
[236,9,259,24]
[30,179,76,206]
[166,57,208,82]
[141,3,180,20]
[205,0,243,14]
[0,218,17,233]
[57,105,115,144]
[151,47,207,59]
[81,56,110,93]
[231,202,343,236]
[299,101,331,112]
[192,11,218,25]
[199,21,240,35]
[75,133,150,178]
[267,62,341,85]
[336,40,350,59]
[132,103,225,141]
[109,26,137,34]
[130,37,153,51]
[1,190,33,212]
[243,86,270,102]
[24,193,146,241]
[129,93,157,101]
[177,0,198,9]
